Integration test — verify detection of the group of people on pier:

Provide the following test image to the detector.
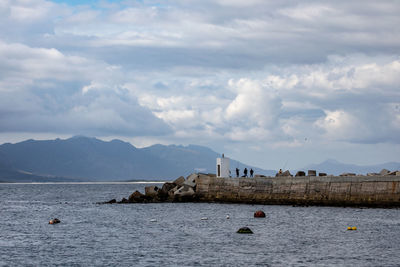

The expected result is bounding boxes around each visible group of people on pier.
[235,167,254,177]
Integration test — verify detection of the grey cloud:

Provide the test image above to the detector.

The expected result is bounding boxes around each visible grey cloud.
[5,0,394,71]
[0,87,172,136]
[0,0,399,168]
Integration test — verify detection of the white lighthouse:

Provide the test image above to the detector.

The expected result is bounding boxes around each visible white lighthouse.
[216,154,230,177]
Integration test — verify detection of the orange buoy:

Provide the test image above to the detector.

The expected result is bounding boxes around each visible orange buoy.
[254,210,266,218]
[49,218,61,224]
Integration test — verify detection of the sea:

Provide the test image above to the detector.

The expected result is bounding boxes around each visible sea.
[1,182,400,266]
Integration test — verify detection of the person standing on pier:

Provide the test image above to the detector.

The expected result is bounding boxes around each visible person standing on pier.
[250,168,254,177]
[236,168,239,177]
[244,168,248,177]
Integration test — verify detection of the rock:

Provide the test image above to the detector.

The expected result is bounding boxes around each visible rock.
[367,172,379,176]
[295,171,306,177]
[49,218,60,224]
[174,184,195,197]
[282,170,292,177]
[237,227,253,234]
[339,173,356,177]
[380,169,390,176]
[157,182,176,200]
[120,198,129,203]
[276,170,292,177]
[145,186,159,198]
[254,174,266,178]
[254,210,266,218]
[106,199,116,204]
[173,176,185,187]
[161,182,176,194]
[308,170,316,176]
[388,171,399,176]
[318,173,327,176]
[184,173,198,188]
[168,186,179,199]
[128,190,145,203]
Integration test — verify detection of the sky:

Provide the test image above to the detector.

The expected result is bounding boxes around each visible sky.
[0,0,399,170]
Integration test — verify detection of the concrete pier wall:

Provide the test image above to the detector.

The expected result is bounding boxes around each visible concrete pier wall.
[195,175,400,207]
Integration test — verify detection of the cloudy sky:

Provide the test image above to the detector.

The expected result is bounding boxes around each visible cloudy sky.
[0,0,399,169]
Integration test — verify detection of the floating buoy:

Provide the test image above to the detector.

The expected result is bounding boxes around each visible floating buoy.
[237,227,253,234]
[347,226,357,231]
[254,210,266,218]
[150,219,157,222]
[49,218,60,224]
[226,215,230,219]
[201,217,208,220]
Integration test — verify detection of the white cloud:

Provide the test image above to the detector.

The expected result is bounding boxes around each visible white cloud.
[0,0,399,167]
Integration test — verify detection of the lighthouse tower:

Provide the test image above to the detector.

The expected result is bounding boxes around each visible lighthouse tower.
[216,154,230,177]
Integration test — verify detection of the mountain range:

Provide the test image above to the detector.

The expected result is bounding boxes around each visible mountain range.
[0,136,398,182]
[304,159,400,176]
[0,136,274,182]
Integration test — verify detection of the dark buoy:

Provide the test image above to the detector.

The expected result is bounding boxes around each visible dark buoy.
[237,227,253,234]
[254,210,266,218]
[49,218,61,224]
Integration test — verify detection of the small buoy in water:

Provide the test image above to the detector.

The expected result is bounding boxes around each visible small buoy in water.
[347,226,357,231]
[150,219,157,222]
[254,210,266,218]
[49,218,60,224]
[237,227,253,234]
[226,215,230,219]
[201,217,208,220]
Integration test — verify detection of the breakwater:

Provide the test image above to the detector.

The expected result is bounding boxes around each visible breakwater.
[195,175,400,207]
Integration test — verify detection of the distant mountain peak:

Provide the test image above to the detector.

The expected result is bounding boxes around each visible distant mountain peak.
[322,159,341,164]
[68,135,96,140]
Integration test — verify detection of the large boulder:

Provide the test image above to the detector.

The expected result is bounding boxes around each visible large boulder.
[184,173,198,188]
[173,176,185,187]
[308,170,316,176]
[295,171,305,177]
[380,169,390,176]
[339,173,356,177]
[276,170,292,177]
[120,197,129,203]
[168,186,179,199]
[156,182,176,200]
[145,186,159,198]
[174,184,195,197]
[128,190,145,203]
[161,182,176,194]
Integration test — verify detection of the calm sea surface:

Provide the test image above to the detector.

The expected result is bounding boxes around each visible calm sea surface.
[1,183,400,266]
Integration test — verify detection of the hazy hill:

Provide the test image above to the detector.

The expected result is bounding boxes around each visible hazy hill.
[0,136,274,181]
[0,161,80,183]
[303,159,400,176]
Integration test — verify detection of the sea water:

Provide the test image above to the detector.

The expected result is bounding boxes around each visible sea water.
[1,183,400,266]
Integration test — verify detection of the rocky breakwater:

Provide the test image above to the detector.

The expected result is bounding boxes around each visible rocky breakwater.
[103,173,211,204]
[103,169,400,207]
[195,171,400,207]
